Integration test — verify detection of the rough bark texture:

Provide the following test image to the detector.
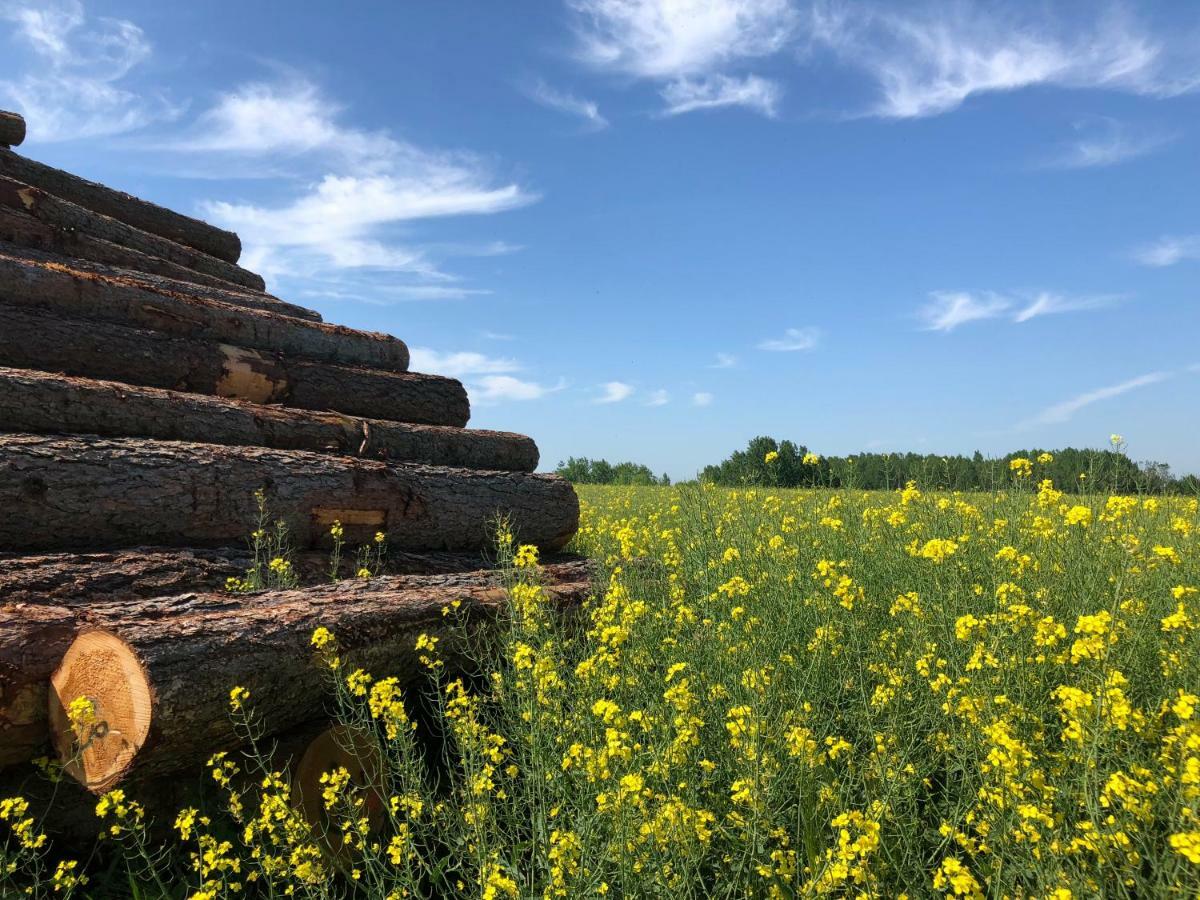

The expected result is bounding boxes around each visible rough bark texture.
[0,558,592,770]
[0,203,287,301]
[0,112,24,148]
[0,245,409,371]
[0,306,468,424]
[0,176,266,292]
[46,573,592,788]
[0,434,580,552]
[0,367,536,470]
[0,147,241,262]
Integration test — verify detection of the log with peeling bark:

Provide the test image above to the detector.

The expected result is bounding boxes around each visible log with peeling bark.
[0,176,266,292]
[0,306,467,424]
[0,367,537,470]
[0,245,409,371]
[0,112,24,148]
[0,146,240,262]
[41,572,593,790]
[0,434,579,552]
[0,203,292,301]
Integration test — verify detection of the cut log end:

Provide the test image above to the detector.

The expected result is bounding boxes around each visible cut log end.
[0,112,25,148]
[49,630,153,793]
[294,724,386,841]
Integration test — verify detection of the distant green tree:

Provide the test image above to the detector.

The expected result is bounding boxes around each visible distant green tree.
[555,457,669,486]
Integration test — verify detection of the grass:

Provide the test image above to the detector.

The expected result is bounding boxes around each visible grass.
[3,470,1199,897]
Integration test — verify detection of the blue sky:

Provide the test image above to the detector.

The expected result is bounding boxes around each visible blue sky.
[2,0,1198,480]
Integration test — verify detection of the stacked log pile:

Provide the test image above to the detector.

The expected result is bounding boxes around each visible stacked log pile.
[0,111,583,816]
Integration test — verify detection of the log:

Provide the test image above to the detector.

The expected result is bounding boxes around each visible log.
[0,367,537,471]
[0,434,580,552]
[0,244,409,371]
[0,202,282,302]
[0,551,591,769]
[0,207,318,318]
[44,574,593,790]
[0,112,24,148]
[0,306,467,425]
[0,147,240,262]
[0,176,266,292]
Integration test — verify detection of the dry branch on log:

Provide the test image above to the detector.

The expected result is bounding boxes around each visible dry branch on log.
[0,306,466,424]
[0,147,240,262]
[0,434,580,552]
[0,112,24,148]
[0,176,266,292]
[0,244,408,371]
[43,572,593,790]
[0,367,536,470]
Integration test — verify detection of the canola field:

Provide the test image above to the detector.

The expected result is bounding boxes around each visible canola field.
[4,473,1200,899]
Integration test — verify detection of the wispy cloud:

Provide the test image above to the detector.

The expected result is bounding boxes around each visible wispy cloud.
[1041,116,1172,169]
[1021,371,1171,427]
[470,375,566,404]
[524,78,609,130]
[645,388,670,406]
[408,348,521,378]
[808,3,1198,119]
[710,352,738,368]
[758,326,820,351]
[0,0,175,141]
[568,0,795,117]
[920,290,1116,331]
[1133,234,1200,267]
[692,391,714,407]
[595,381,635,403]
[660,73,781,116]
[180,79,535,294]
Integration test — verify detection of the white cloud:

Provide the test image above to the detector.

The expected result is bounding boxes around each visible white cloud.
[809,3,1195,119]
[595,381,635,403]
[1022,371,1171,427]
[758,326,820,351]
[1012,291,1118,323]
[407,348,521,378]
[0,0,174,141]
[919,291,1010,331]
[525,78,609,130]
[660,73,782,116]
[568,0,795,116]
[1133,234,1200,267]
[186,80,535,292]
[645,388,670,406]
[692,391,714,407]
[469,375,564,404]
[1042,117,1171,169]
[711,352,737,368]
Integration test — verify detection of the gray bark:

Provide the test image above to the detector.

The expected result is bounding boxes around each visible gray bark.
[0,434,579,552]
[0,147,240,262]
[0,176,266,292]
[0,306,468,424]
[0,367,535,470]
[0,243,409,370]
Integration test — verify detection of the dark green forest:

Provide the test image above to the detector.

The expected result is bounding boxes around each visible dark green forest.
[559,437,1200,494]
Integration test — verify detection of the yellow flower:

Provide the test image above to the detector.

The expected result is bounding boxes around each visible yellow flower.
[228,685,250,713]
[764,451,779,463]
[1009,457,1033,477]
[1170,831,1200,864]
[311,626,335,650]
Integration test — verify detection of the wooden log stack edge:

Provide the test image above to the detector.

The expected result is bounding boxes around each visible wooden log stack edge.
[0,112,25,148]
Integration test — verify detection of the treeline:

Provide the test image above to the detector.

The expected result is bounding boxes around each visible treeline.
[700,436,1200,495]
[555,457,671,486]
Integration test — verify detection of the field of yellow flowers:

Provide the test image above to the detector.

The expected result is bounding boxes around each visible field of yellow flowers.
[3,470,1200,898]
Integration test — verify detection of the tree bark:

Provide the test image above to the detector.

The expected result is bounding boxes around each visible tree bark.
[0,434,579,553]
[0,112,24,148]
[1,558,592,771]
[0,306,468,424]
[0,147,240,262]
[0,244,409,371]
[0,203,286,302]
[0,367,536,470]
[42,572,593,790]
[0,176,266,292]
